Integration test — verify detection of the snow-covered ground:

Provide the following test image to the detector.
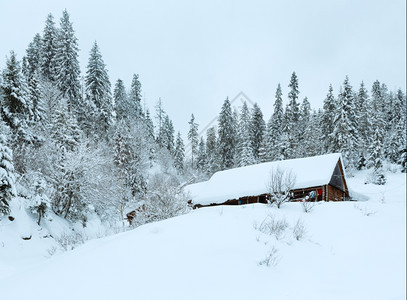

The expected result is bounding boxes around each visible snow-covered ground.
[0,168,405,300]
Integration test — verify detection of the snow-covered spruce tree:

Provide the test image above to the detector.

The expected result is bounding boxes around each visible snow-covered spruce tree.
[162,115,175,155]
[366,126,386,185]
[84,41,112,138]
[174,131,185,174]
[144,109,156,165]
[0,118,16,216]
[113,79,128,121]
[28,69,44,124]
[218,97,236,170]
[54,9,81,112]
[206,126,219,175]
[331,76,359,173]
[303,109,323,157]
[41,13,58,82]
[384,89,406,164]
[265,84,284,161]
[355,82,369,169]
[237,101,255,167]
[250,103,266,162]
[297,97,311,157]
[155,98,166,149]
[187,114,199,168]
[321,84,337,153]
[283,72,300,159]
[128,74,144,120]
[1,51,30,129]
[196,137,207,174]
[25,33,43,81]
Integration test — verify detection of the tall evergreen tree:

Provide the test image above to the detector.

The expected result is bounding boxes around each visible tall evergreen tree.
[1,51,29,129]
[0,118,16,216]
[25,33,43,80]
[218,97,236,170]
[206,126,219,175]
[331,76,359,172]
[237,102,255,167]
[283,72,300,158]
[266,84,284,161]
[187,114,199,168]
[114,79,128,121]
[85,41,112,137]
[41,13,58,82]
[128,74,143,119]
[249,103,266,161]
[297,97,311,157]
[54,9,81,112]
[196,137,207,173]
[321,84,337,153]
[174,131,185,174]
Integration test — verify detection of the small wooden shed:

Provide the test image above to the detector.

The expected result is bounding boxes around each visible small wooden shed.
[185,153,349,208]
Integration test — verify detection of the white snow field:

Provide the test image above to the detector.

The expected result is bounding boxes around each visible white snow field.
[0,169,405,300]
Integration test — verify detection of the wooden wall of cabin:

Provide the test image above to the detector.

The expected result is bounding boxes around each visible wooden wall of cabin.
[326,184,346,201]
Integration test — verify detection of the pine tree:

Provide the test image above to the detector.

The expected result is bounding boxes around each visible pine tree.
[25,33,43,80]
[174,131,185,174]
[250,103,266,161]
[28,69,44,123]
[237,102,255,167]
[367,126,386,184]
[283,72,300,158]
[206,126,219,175]
[187,114,199,168]
[266,84,284,161]
[155,98,166,148]
[218,97,236,170]
[196,137,207,173]
[297,97,311,157]
[1,51,29,129]
[41,13,58,82]
[128,74,143,120]
[54,10,81,112]
[355,82,369,168]
[0,118,16,216]
[162,115,175,155]
[331,76,359,172]
[85,41,112,137]
[114,79,128,121]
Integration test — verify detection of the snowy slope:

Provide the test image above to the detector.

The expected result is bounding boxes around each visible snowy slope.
[0,169,405,300]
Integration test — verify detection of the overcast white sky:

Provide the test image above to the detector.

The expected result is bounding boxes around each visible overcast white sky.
[1,0,406,138]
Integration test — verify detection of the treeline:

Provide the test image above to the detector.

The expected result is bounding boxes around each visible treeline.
[0,10,406,226]
[188,73,406,184]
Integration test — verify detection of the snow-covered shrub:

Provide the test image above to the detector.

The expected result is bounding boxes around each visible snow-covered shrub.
[266,167,296,209]
[56,231,85,251]
[258,246,279,267]
[364,169,386,185]
[25,172,51,225]
[256,214,288,240]
[293,219,306,241]
[301,199,315,213]
[142,173,190,223]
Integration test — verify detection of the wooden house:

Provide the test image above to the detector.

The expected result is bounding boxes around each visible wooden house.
[185,153,349,208]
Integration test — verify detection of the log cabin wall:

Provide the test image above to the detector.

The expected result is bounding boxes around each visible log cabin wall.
[327,184,346,201]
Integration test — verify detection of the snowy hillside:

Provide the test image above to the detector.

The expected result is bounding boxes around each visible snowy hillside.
[0,169,405,300]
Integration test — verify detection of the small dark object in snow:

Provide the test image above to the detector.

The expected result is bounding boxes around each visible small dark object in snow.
[8,216,14,221]
[22,235,32,240]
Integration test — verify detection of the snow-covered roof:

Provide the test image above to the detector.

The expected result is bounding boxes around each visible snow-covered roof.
[184,153,345,205]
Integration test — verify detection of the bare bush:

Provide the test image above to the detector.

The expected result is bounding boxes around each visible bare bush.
[293,219,306,241]
[266,167,296,209]
[258,246,279,267]
[301,199,315,213]
[255,214,289,240]
[56,232,86,251]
